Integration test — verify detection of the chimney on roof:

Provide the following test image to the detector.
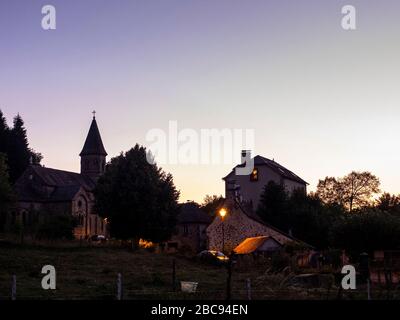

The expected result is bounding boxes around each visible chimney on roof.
[241,150,251,158]
[240,150,251,165]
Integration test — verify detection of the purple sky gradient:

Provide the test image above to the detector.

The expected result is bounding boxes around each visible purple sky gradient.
[1,0,400,202]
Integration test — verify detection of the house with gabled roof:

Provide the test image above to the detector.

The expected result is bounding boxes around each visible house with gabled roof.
[206,198,302,253]
[162,201,212,253]
[223,152,308,211]
[207,153,311,253]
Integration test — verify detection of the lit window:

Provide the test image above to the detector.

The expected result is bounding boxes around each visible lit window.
[250,168,259,181]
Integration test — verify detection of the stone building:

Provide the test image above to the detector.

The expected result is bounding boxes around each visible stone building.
[206,198,297,253]
[10,115,108,238]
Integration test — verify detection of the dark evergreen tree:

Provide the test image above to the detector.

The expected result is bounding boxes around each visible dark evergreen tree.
[257,181,289,232]
[257,183,345,249]
[0,110,9,155]
[8,114,32,182]
[0,153,15,231]
[94,144,180,242]
[286,191,344,249]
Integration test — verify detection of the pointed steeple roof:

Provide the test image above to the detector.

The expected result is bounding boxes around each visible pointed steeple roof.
[79,115,107,156]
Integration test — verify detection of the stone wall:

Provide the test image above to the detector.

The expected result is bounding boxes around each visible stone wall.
[207,201,293,253]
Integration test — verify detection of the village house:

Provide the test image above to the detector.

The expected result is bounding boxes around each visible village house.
[207,153,310,254]
[206,198,298,253]
[9,114,108,238]
[161,201,212,253]
[223,152,308,211]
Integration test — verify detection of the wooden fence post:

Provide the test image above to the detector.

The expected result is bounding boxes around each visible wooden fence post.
[116,273,123,300]
[172,259,176,292]
[226,261,232,300]
[246,278,251,300]
[367,279,371,300]
[11,275,16,301]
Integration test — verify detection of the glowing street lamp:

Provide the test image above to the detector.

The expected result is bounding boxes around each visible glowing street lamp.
[219,208,227,254]
[219,208,227,219]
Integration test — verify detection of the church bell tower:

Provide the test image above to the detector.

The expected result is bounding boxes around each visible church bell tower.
[80,112,107,180]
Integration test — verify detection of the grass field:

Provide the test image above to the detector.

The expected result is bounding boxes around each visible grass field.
[0,241,262,300]
[0,240,393,300]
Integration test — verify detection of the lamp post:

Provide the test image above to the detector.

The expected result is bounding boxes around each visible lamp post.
[219,208,227,254]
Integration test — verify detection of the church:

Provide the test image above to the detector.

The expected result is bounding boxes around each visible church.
[11,114,108,239]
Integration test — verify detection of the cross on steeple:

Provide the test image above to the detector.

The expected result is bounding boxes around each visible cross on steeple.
[92,110,96,119]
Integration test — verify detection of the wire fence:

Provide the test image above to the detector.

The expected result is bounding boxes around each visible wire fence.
[3,275,400,301]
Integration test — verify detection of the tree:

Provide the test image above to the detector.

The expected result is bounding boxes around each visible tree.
[0,110,9,155]
[257,183,348,249]
[94,144,180,242]
[30,150,43,165]
[7,115,31,182]
[201,194,225,218]
[257,181,289,231]
[317,171,380,212]
[0,113,42,183]
[331,209,400,254]
[315,177,345,206]
[0,153,15,231]
[376,192,400,212]
[285,190,343,249]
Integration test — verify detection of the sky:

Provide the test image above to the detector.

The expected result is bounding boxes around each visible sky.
[1,0,400,202]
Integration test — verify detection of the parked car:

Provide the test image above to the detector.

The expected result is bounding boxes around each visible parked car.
[90,235,106,243]
[197,250,229,265]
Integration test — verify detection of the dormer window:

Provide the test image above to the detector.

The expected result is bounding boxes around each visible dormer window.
[250,168,258,181]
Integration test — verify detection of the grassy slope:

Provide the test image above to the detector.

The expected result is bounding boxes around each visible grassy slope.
[0,244,252,300]
[1,243,381,300]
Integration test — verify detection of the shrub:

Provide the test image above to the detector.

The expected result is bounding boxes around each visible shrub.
[36,214,75,240]
[331,209,400,253]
